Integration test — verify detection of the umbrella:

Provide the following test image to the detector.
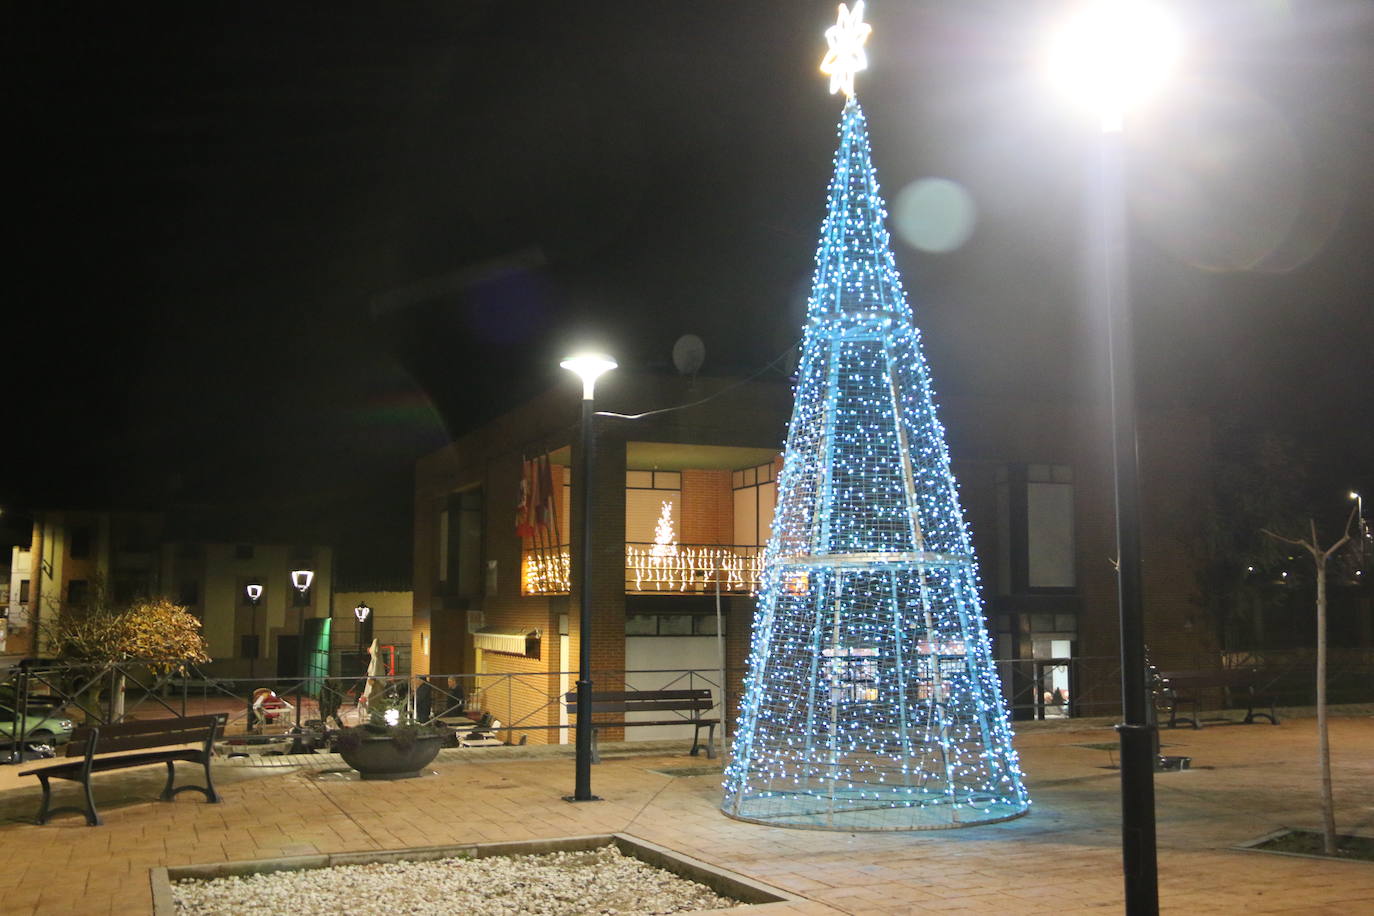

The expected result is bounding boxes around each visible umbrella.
[359,638,381,712]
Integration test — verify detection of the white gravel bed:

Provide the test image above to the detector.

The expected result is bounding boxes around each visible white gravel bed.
[172,844,742,915]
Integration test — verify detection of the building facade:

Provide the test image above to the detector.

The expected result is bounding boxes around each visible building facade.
[413,370,1217,745]
[159,540,334,680]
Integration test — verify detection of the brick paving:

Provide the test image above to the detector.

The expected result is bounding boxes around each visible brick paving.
[1,712,1372,914]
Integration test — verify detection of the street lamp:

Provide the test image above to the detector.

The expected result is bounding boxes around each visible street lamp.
[560,351,617,802]
[1353,491,1368,564]
[1044,3,1182,913]
[291,569,315,595]
[354,600,372,648]
[245,583,264,678]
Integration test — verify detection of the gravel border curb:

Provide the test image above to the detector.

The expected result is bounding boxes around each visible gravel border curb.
[151,832,805,915]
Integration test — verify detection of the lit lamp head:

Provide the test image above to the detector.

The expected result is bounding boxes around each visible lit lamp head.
[245,583,263,605]
[291,569,314,594]
[1044,0,1182,133]
[560,353,617,400]
[354,601,371,623]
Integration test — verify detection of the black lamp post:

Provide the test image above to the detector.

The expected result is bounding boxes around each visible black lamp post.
[560,352,617,802]
[1045,4,1182,912]
[244,583,263,679]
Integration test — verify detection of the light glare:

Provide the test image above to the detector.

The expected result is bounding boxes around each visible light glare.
[560,353,617,399]
[1045,0,1182,132]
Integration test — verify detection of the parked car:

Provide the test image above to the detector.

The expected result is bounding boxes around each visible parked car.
[0,703,75,748]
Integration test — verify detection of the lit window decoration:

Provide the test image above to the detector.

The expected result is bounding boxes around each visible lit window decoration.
[721,26,1029,829]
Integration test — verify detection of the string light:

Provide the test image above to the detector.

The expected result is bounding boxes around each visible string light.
[720,94,1030,830]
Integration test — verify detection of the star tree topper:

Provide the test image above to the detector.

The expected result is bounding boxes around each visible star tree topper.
[819,1,872,97]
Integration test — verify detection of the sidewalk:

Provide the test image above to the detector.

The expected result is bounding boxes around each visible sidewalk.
[1,711,1372,914]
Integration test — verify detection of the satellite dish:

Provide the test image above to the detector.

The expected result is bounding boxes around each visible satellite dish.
[672,334,705,376]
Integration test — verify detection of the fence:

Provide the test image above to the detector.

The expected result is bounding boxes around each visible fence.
[4,650,1372,763]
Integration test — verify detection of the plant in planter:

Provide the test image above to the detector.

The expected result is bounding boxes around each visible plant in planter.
[332,691,444,780]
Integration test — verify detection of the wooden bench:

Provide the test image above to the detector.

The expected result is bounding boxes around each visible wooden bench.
[20,714,223,826]
[564,689,718,763]
[1156,669,1278,730]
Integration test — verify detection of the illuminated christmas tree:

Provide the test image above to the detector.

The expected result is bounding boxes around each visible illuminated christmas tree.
[721,2,1029,830]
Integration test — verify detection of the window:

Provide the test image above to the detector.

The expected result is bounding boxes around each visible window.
[1027,465,1075,588]
[626,470,681,544]
[240,635,260,659]
[67,579,89,605]
[625,614,726,636]
[443,488,484,603]
[18,579,30,603]
[70,527,93,558]
[179,581,200,606]
[733,461,778,547]
[994,464,1076,593]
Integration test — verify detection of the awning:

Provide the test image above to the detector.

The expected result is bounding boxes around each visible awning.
[472,626,540,654]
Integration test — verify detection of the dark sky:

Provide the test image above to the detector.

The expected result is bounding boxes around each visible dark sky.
[7,1,1373,574]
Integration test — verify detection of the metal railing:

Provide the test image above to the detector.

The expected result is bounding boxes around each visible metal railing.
[5,650,1371,763]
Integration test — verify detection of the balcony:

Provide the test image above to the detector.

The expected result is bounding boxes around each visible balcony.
[522,543,764,596]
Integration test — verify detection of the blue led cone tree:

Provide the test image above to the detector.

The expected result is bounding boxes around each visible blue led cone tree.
[721,7,1029,831]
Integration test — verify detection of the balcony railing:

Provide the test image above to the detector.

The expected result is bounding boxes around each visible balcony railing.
[521,542,765,596]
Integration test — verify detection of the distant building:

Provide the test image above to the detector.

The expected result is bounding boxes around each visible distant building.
[412,370,1217,745]
[159,539,334,680]
[4,509,164,656]
[2,509,370,681]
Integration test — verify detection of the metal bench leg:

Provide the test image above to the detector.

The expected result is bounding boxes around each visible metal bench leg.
[81,777,102,826]
[204,755,221,803]
[705,724,716,760]
[35,773,52,825]
[160,761,178,801]
[590,728,601,764]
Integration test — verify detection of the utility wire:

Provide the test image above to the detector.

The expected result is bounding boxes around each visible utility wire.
[595,343,799,422]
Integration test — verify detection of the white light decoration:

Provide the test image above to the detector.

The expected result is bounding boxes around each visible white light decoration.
[291,569,314,593]
[384,708,400,727]
[650,501,679,559]
[720,65,1029,829]
[819,1,872,98]
[1044,0,1182,133]
[520,543,763,596]
[245,583,263,603]
[354,602,371,623]
[560,353,618,400]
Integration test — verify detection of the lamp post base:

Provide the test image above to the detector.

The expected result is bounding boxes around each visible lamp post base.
[562,795,603,803]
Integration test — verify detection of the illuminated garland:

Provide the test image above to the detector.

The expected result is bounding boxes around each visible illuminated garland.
[720,96,1030,830]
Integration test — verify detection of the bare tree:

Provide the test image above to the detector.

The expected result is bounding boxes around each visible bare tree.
[1261,503,1359,855]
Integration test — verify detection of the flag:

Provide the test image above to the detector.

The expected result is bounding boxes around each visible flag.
[515,460,535,538]
[535,453,555,533]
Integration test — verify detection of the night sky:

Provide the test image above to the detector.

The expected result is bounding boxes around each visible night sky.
[7,1,1372,577]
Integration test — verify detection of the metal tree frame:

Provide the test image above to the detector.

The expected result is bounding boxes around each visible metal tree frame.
[721,98,1030,830]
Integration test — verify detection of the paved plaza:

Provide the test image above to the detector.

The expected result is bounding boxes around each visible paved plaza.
[0,710,1371,914]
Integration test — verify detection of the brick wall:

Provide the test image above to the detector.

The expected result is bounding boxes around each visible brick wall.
[680,469,732,545]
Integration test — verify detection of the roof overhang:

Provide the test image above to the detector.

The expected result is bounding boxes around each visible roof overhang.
[472,626,540,654]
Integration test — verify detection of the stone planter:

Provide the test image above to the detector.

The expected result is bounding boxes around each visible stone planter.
[338,734,442,780]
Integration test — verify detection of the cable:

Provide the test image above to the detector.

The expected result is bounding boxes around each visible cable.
[595,343,798,422]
